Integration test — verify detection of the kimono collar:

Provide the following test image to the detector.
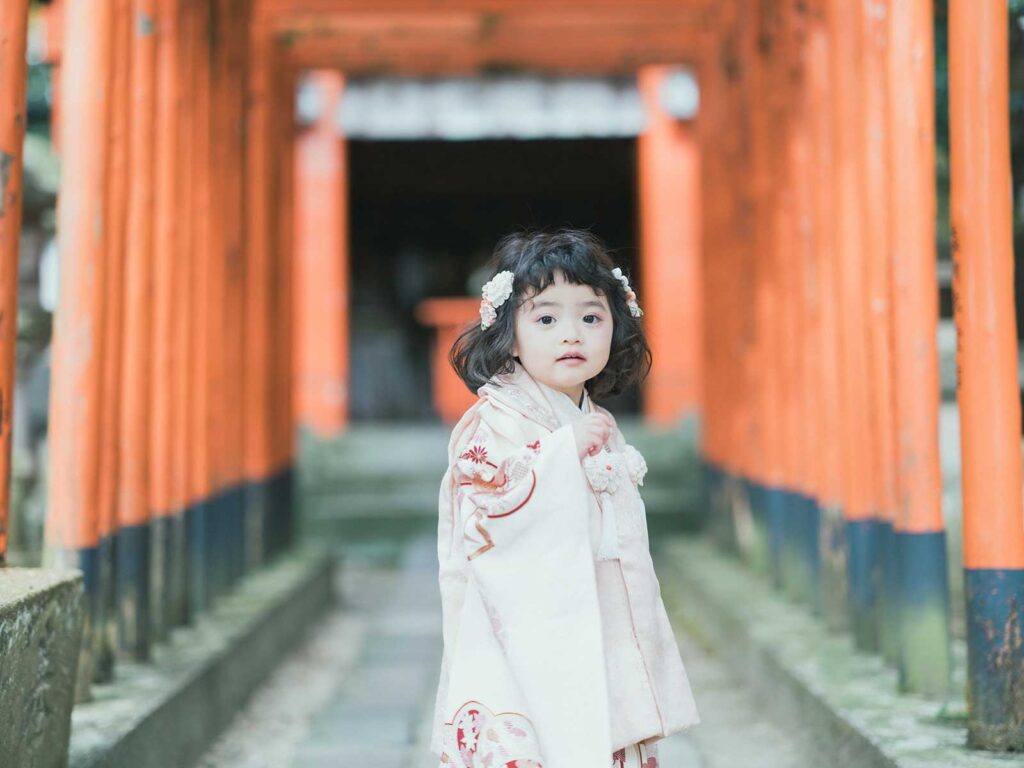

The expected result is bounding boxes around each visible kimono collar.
[478,361,592,432]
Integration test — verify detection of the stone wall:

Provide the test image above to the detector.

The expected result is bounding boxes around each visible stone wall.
[0,568,84,768]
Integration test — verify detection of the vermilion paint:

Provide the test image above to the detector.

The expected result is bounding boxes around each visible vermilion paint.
[0,0,30,564]
[637,65,702,428]
[294,71,349,437]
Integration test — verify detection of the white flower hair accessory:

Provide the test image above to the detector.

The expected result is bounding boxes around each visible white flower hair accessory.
[612,267,644,318]
[479,270,515,330]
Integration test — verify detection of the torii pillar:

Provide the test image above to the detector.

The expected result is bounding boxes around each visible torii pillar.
[294,71,349,435]
[949,0,1024,748]
[637,65,702,427]
[0,0,30,564]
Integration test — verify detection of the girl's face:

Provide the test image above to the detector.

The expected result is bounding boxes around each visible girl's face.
[512,270,614,406]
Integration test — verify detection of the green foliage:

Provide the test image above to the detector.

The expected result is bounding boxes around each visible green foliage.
[1009,2,1024,244]
[26,63,52,137]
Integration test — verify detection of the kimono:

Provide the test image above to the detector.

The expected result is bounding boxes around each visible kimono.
[431,362,700,768]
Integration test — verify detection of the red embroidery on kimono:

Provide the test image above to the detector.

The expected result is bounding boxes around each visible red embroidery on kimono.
[485,471,536,518]
[610,744,659,768]
[460,443,497,468]
[440,701,544,768]
[463,465,535,560]
[466,509,495,561]
[458,430,544,561]
[462,464,536,560]
[457,431,503,489]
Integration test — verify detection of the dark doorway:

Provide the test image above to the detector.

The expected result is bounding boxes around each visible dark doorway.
[348,138,641,421]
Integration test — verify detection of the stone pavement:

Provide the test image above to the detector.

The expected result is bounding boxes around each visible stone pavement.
[197,535,830,768]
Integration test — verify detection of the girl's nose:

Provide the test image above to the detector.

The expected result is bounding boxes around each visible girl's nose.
[562,325,583,343]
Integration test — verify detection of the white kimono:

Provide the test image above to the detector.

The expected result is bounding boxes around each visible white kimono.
[431,363,700,768]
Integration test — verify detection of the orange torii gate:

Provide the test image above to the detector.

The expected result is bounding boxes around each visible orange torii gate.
[283,2,710,431]
[0,0,1019,752]
[41,0,293,693]
[697,0,1022,748]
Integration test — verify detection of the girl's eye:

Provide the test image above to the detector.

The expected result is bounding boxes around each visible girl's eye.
[583,315,601,324]
[538,316,555,326]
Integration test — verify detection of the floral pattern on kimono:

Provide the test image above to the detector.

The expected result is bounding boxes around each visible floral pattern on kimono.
[455,424,545,561]
[439,700,544,768]
[611,742,659,768]
[445,410,614,767]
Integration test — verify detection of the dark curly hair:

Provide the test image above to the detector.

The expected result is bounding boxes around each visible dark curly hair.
[449,229,653,401]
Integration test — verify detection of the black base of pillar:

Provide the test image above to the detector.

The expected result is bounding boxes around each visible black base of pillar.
[115,522,151,661]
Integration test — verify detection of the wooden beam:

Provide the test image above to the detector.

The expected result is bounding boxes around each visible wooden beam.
[259,0,716,15]
[273,11,705,73]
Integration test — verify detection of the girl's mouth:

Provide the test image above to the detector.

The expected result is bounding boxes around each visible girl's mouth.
[557,353,587,363]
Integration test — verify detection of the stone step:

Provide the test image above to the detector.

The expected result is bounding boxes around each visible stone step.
[303,481,697,517]
[298,418,699,490]
[300,487,704,552]
[301,457,694,495]
[297,419,705,550]
[301,466,697,503]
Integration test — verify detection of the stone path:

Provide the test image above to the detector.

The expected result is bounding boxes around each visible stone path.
[197,536,829,767]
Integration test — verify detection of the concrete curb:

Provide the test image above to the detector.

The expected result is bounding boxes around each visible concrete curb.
[0,568,84,768]
[69,547,334,768]
[655,536,1018,768]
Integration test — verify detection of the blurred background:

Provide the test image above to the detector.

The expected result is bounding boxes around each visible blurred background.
[2,2,1024,767]
[9,2,1022,563]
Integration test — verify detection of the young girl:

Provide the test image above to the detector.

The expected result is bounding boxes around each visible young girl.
[430,230,700,768]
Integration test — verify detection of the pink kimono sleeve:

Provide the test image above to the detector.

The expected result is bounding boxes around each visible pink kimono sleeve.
[451,418,613,768]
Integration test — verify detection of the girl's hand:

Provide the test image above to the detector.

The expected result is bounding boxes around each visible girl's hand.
[573,413,615,460]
